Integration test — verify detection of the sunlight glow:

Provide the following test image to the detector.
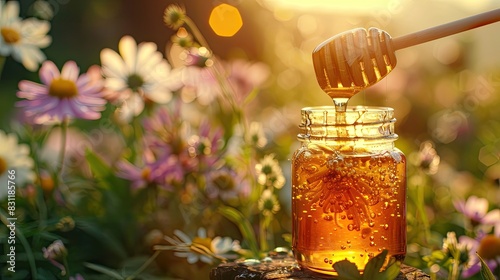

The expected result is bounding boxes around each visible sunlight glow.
[209,4,243,37]
[261,0,492,13]
[262,0,395,13]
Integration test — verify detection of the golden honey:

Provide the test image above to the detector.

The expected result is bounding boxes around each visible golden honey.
[292,106,406,275]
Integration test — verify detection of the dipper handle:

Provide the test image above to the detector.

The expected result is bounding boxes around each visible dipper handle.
[392,8,500,50]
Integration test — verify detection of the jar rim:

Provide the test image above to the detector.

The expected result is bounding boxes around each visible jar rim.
[301,105,394,113]
[298,105,397,142]
[300,106,395,126]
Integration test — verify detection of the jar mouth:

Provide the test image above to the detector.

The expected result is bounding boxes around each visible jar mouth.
[298,106,397,141]
[300,106,394,125]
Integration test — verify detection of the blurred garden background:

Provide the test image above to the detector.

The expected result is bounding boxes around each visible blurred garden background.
[1,0,499,279]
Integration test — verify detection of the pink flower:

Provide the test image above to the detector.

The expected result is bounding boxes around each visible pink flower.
[205,167,250,202]
[16,60,106,124]
[143,106,224,174]
[454,196,500,228]
[226,59,270,102]
[143,105,183,149]
[42,240,67,275]
[180,58,269,106]
[459,231,500,278]
[181,65,220,105]
[69,274,85,280]
[185,120,224,171]
[116,148,183,190]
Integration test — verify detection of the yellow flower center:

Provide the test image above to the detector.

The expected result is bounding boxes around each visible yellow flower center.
[141,167,151,181]
[1,27,20,44]
[49,78,78,98]
[477,234,500,260]
[0,156,7,176]
[192,237,213,251]
[40,173,55,192]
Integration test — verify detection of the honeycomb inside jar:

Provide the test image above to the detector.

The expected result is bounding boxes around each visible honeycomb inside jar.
[292,143,406,275]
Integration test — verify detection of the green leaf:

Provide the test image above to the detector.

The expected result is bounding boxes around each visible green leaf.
[85,149,112,177]
[85,149,114,189]
[477,253,496,280]
[84,262,125,280]
[218,206,260,258]
[377,261,402,280]
[76,218,128,259]
[363,250,388,279]
[243,88,260,105]
[282,233,292,245]
[333,260,361,280]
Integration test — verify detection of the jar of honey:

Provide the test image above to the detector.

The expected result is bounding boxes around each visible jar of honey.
[291,106,406,275]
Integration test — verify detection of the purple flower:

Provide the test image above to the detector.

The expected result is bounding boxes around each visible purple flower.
[116,160,152,190]
[205,167,250,202]
[409,141,440,174]
[180,58,269,106]
[146,108,224,172]
[181,65,220,105]
[454,195,500,228]
[459,231,500,278]
[16,60,106,124]
[143,105,184,151]
[186,120,224,170]
[116,149,183,190]
[226,59,270,102]
[42,240,67,275]
[69,274,85,280]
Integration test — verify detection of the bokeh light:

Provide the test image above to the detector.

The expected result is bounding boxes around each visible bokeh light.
[209,4,243,37]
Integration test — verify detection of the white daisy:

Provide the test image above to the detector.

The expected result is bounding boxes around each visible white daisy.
[100,35,182,121]
[258,189,281,216]
[164,228,241,264]
[255,154,285,189]
[0,130,35,200]
[0,0,51,71]
[168,228,213,264]
[212,236,241,260]
[245,121,267,148]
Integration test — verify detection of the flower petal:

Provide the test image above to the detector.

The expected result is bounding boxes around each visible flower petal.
[118,35,138,73]
[101,48,128,79]
[61,61,80,81]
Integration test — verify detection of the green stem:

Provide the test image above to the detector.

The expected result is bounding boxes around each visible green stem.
[28,127,48,248]
[63,256,70,277]
[0,56,6,80]
[125,250,161,280]
[448,251,460,280]
[184,17,211,51]
[53,118,76,208]
[415,178,431,245]
[184,16,240,116]
[132,115,143,161]
[259,215,268,252]
[259,213,274,253]
[57,118,69,176]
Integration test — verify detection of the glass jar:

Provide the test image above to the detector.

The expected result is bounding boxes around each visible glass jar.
[291,106,406,276]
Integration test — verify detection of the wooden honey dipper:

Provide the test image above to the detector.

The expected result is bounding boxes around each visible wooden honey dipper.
[312,8,500,110]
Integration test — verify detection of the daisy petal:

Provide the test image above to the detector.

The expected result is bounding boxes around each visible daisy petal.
[61,61,80,81]
[119,35,138,73]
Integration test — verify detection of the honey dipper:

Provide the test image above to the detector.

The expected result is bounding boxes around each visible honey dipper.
[312,8,500,107]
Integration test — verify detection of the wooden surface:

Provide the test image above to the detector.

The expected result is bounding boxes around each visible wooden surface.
[210,255,430,280]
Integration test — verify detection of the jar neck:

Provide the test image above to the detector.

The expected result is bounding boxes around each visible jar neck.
[298,106,398,151]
